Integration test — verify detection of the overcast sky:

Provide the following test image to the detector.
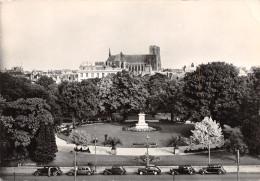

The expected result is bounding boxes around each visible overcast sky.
[1,0,260,71]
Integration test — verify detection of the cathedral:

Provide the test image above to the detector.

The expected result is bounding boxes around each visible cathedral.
[106,45,161,73]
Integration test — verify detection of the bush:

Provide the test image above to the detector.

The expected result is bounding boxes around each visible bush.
[184,146,224,153]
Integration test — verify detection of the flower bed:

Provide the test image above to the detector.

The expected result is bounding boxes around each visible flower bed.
[133,155,161,163]
[122,125,161,132]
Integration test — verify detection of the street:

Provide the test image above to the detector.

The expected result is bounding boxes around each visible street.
[1,173,260,181]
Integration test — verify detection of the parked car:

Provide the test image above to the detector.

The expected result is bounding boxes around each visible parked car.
[81,146,91,152]
[67,166,93,176]
[170,165,196,175]
[74,145,90,153]
[138,165,161,175]
[199,164,226,175]
[103,165,126,175]
[33,166,63,176]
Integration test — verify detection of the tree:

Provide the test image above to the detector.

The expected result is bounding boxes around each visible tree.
[0,98,55,159]
[0,95,10,165]
[183,62,247,127]
[163,80,188,121]
[241,115,260,155]
[191,117,224,147]
[225,131,248,156]
[146,73,169,117]
[0,73,61,119]
[36,75,55,90]
[0,73,50,102]
[99,70,149,120]
[68,130,91,146]
[167,134,188,154]
[240,68,260,156]
[33,123,57,163]
[243,67,260,118]
[59,79,100,121]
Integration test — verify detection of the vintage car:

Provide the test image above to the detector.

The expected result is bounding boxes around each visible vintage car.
[138,165,161,175]
[103,165,126,175]
[199,164,226,175]
[67,166,94,176]
[170,165,196,175]
[33,166,63,176]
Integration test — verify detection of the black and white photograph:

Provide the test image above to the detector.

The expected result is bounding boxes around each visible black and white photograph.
[0,0,260,180]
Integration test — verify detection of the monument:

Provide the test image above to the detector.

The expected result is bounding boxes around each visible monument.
[135,113,149,129]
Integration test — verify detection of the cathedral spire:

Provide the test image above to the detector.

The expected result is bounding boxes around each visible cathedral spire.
[109,48,111,57]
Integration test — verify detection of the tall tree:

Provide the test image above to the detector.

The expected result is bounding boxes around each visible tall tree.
[36,75,55,90]
[146,73,187,121]
[183,62,246,127]
[59,79,100,121]
[225,131,248,156]
[0,73,50,102]
[0,98,56,159]
[241,115,260,155]
[0,72,61,119]
[191,117,224,147]
[33,123,57,163]
[99,70,149,120]
[146,73,169,117]
[243,67,260,117]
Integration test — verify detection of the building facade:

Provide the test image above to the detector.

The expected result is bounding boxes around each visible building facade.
[106,45,161,74]
[78,61,122,81]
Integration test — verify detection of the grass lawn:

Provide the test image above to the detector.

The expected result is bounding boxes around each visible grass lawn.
[62,122,195,147]
[50,150,260,167]
[5,149,260,167]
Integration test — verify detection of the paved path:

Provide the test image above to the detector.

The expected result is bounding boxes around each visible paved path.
[56,135,175,156]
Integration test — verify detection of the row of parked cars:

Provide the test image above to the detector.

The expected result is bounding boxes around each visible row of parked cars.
[33,164,226,176]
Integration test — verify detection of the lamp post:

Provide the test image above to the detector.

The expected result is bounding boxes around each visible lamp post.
[94,124,97,172]
[146,135,149,166]
[237,150,240,181]
[74,151,77,181]
[207,133,211,165]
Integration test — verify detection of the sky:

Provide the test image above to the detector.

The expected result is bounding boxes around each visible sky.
[1,0,260,71]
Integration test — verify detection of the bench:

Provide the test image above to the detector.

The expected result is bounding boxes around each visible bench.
[132,142,157,148]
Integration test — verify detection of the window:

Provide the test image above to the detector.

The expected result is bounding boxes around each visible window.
[86,73,88,77]
[97,73,99,78]
[80,73,83,77]
[91,73,94,77]
[102,73,105,77]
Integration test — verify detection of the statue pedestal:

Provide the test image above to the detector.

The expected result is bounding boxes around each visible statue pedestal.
[135,113,149,129]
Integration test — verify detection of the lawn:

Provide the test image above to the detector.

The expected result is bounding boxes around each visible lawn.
[62,122,195,147]
[5,149,260,167]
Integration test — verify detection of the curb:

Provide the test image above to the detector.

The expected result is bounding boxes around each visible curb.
[1,165,260,176]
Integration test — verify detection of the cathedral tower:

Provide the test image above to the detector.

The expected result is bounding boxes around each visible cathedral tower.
[149,45,161,71]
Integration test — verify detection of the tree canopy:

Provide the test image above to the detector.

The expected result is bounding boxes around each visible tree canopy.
[225,131,248,156]
[59,79,100,121]
[68,130,91,146]
[0,97,57,161]
[241,115,260,155]
[36,75,55,90]
[191,116,224,147]
[33,123,57,163]
[99,70,149,120]
[183,62,247,127]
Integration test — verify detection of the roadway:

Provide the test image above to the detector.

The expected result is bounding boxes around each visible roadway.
[1,173,260,181]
